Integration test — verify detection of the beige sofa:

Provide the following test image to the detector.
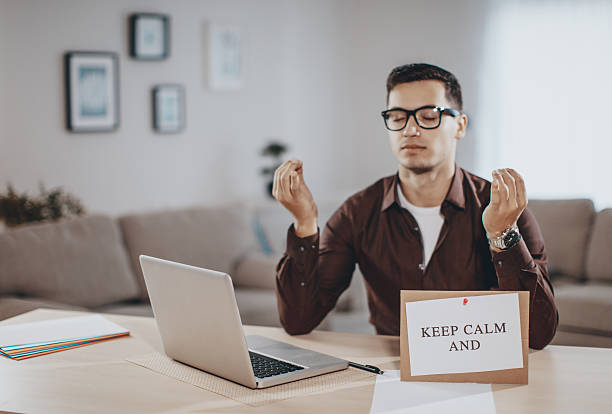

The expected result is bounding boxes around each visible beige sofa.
[528,200,612,348]
[0,199,610,347]
[0,201,363,331]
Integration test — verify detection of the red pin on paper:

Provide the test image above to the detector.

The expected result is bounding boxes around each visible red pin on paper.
[463,298,469,305]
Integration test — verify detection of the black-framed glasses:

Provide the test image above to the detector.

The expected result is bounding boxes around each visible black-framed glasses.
[381,105,460,131]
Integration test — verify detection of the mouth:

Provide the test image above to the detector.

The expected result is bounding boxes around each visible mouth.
[401,144,427,150]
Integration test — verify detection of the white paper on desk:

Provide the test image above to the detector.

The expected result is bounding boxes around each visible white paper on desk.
[0,315,129,348]
[405,293,522,376]
[370,370,496,414]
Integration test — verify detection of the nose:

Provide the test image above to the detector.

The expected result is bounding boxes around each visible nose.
[402,113,420,136]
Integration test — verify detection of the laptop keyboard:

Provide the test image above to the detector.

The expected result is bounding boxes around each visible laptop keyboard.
[249,351,304,379]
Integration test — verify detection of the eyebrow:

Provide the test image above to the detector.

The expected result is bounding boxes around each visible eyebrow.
[386,105,436,111]
[386,105,450,111]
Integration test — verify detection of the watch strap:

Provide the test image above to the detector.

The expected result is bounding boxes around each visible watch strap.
[488,226,521,250]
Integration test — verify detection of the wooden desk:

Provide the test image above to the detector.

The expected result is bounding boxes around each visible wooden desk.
[0,309,610,413]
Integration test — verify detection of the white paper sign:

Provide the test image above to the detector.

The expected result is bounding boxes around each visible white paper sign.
[405,293,523,376]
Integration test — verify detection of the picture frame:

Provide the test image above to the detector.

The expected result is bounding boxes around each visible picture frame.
[129,13,170,60]
[208,24,243,90]
[152,84,185,133]
[64,51,119,133]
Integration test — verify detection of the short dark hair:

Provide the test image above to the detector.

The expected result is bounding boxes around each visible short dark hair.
[386,63,463,110]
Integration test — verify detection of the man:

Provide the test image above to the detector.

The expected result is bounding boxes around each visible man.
[272,63,557,349]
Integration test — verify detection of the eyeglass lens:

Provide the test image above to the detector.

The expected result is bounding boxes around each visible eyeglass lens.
[384,107,441,130]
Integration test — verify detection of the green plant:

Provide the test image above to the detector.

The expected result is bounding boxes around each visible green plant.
[0,184,86,227]
[260,140,288,198]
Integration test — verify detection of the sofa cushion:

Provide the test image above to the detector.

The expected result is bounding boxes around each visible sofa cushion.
[527,199,595,279]
[251,201,294,254]
[234,288,282,327]
[585,209,612,282]
[119,205,259,300]
[232,252,281,290]
[233,288,331,331]
[554,283,612,334]
[0,296,88,321]
[0,216,141,308]
[549,274,580,290]
[253,198,352,255]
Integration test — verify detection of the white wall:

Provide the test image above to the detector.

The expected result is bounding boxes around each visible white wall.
[0,3,7,154]
[319,0,490,190]
[0,0,291,215]
[476,0,612,209]
[280,0,491,198]
[0,0,491,216]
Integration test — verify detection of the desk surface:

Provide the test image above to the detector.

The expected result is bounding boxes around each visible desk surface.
[0,309,610,413]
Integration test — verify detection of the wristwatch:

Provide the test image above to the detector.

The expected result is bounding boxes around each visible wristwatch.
[487,226,522,250]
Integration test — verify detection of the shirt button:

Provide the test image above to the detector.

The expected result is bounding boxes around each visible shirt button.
[299,245,305,252]
[414,227,419,232]
[497,260,503,266]
[311,244,316,249]
[300,282,305,287]
[418,263,425,271]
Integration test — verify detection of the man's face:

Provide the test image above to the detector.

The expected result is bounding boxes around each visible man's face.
[386,80,467,175]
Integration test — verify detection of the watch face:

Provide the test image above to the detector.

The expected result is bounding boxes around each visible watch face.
[503,229,521,248]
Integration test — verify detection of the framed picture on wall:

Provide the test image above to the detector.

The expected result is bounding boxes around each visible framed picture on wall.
[152,84,185,133]
[64,51,119,132]
[130,13,170,60]
[207,24,243,90]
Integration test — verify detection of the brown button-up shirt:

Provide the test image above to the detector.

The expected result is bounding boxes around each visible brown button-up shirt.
[275,166,558,349]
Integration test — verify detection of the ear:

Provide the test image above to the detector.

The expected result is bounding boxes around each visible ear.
[455,113,468,140]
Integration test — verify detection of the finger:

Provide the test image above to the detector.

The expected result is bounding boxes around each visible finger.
[273,165,281,200]
[280,159,299,173]
[293,159,303,171]
[290,160,304,193]
[490,173,501,206]
[290,170,300,194]
[507,168,527,208]
[278,164,293,199]
[277,159,302,200]
[272,164,285,201]
[282,159,301,177]
[493,170,509,206]
[500,169,517,207]
[494,170,510,202]
[277,159,295,174]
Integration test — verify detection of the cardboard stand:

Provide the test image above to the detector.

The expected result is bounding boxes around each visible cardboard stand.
[400,290,529,384]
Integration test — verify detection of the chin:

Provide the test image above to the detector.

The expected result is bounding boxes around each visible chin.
[397,157,435,175]
[407,166,435,175]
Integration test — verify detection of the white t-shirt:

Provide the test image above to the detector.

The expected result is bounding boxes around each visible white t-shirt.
[396,185,444,267]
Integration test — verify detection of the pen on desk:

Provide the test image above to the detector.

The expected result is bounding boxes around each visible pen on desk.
[348,361,384,375]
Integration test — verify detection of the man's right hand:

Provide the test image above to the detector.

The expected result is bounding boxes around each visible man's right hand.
[272,159,318,238]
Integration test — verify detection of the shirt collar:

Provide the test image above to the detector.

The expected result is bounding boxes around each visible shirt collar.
[380,173,401,212]
[380,165,466,212]
[444,165,466,210]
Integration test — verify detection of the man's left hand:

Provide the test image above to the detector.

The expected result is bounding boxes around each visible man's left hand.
[482,168,528,237]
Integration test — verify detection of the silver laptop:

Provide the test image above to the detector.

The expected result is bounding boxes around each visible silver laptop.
[139,255,348,389]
